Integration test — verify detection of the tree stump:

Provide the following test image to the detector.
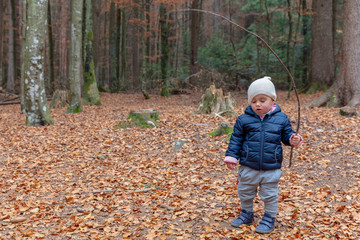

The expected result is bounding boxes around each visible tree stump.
[50,90,69,109]
[208,121,233,137]
[195,84,237,117]
[116,109,159,129]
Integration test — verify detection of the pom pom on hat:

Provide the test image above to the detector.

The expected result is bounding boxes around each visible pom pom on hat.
[247,76,277,104]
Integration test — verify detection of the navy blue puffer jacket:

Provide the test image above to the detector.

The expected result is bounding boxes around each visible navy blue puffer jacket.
[225,104,295,170]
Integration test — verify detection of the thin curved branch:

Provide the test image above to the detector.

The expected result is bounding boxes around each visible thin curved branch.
[178,9,301,167]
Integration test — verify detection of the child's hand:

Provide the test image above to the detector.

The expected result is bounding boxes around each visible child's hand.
[225,162,236,170]
[290,134,302,147]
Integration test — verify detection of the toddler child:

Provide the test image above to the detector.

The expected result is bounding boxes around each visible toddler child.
[224,76,302,234]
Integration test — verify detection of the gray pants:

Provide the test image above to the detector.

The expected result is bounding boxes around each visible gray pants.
[237,165,282,218]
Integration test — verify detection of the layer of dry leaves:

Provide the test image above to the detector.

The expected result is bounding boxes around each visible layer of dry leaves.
[0,90,359,239]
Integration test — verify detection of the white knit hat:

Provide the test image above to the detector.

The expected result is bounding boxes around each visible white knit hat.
[247,76,277,104]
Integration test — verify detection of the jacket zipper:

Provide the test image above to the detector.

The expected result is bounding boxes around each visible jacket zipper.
[260,117,265,170]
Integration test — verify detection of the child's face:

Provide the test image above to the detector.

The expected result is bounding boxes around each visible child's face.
[250,94,274,115]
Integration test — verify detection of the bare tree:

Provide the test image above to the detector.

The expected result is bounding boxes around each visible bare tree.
[58,1,70,90]
[120,8,127,90]
[334,0,360,106]
[6,0,16,92]
[309,0,360,107]
[189,0,200,87]
[83,0,100,105]
[23,0,54,125]
[0,0,4,88]
[109,2,118,92]
[132,0,140,89]
[67,0,83,113]
[308,0,335,90]
[159,3,169,97]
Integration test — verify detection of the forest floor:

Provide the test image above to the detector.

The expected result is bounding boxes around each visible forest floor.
[0,90,359,239]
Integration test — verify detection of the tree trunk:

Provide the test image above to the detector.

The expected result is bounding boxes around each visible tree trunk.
[308,0,335,91]
[109,2,118,92]
[264,0,271,73]
[142,0,151,92]
[67,0,83,113]
[6,0,16,93]
[58,0,70,90]
[213,0,220,34]
[140,0,148,96]
[47,0,54,94]
[189,0,200,87]
[132,0,140,89]
[23,0,54,125]
[309,0,360,107]
[120,8,127,90]
[91,0,103,89]
[256,0,264,75]
[0,0,4,89]
[288,0,302,98]
[20,0,26,111]
[83,0,100,105]
[300,0,310,86]
[116,7,120,88]
[335,0,360,107]
[159,3,169,97]
[286,0,293,85]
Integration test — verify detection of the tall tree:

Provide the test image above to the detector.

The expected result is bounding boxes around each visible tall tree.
[47,0,54,93]
[332,0,360,106]
[286,0,293,82]
[83,0,100,105]
[23,0,54,126]
[0,0,4,88]
[132,0,140,89]
[143,0,151,90]
[6,0,16,92]
[109,2,118,92]
[159,3,169,97]
[120,8,127,90]
[20,0,26,110]
[189,0,200,87]
[140,0,149,96]
[301,0,310,86]
[58,1,70,90]
[308,0,335,91]
[309,0,360,107]
[67,0,83,113]
[213,0,220,33]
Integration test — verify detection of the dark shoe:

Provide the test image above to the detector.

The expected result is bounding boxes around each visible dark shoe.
[231,209,254,227]
[255,213,275,234]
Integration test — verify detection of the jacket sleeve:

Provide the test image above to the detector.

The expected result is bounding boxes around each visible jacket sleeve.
[281,115,296,146]
[225,117,244,159]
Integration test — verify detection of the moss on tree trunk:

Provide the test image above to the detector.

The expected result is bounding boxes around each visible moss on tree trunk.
[83,0,101,105]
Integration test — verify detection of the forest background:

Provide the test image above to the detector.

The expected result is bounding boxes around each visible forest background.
[0,0,359,239]
[0,0,359,119]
